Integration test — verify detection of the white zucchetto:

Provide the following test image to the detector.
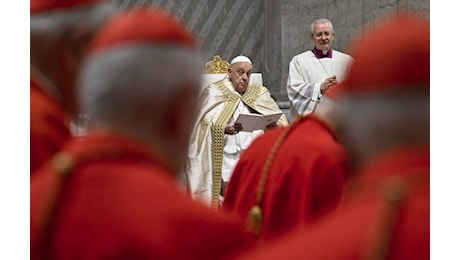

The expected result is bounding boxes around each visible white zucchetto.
[230,55,252,65]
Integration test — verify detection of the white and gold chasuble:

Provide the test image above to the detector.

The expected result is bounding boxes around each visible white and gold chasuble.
[185,78,288,208]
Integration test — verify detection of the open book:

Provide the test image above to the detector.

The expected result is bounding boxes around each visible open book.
[235,112,283,132]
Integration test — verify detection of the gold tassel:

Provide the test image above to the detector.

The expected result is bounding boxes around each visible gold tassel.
[246,205,263,235]
[51,152,74,176]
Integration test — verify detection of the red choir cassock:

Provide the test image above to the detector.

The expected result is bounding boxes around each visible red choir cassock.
[30,73,71,174]
[232,13,430,260]
[223,111,348,241]
[31,5,255,259]
[30,133,254,259]
[235,147,429,260]
[30,0,104,174]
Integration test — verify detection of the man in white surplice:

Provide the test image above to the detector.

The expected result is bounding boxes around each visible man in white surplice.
[186,55,288,208]
[287,18,354,117]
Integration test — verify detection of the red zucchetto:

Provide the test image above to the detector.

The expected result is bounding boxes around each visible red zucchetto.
[89,7,197,54]
[344,13,430,93]
[30,0,105,13]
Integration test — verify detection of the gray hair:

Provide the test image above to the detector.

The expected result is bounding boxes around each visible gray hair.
[30,2,116,44]
[310,18,334,34]
[342,93,429,136]
[79,44,202,126]
[341,92,429,166]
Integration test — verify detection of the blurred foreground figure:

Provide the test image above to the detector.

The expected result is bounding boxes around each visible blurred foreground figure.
[30,7,253,259]
[223,84,348,242]
[30,0,116,174]
[235,13,430,260]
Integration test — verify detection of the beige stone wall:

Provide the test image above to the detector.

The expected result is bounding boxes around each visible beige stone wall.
[115,0,429,102]
[276,0,430,100]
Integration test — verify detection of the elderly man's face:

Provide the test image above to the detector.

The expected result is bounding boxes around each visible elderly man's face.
[311,22,334,51]
[228,62,252,94]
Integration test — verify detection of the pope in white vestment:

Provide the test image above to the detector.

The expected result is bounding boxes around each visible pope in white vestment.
[287,18,354,116]
[185,56,288,208]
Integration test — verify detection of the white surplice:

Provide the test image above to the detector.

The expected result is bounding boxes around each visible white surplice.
[286,50,353,116]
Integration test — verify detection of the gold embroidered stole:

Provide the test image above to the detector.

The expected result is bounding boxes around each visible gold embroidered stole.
[210,80,262,208]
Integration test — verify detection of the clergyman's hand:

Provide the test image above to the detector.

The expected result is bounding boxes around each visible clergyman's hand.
[265,122,278,131]
[225,123,242,135]
[320,75,338,93]
[234,122,243,132]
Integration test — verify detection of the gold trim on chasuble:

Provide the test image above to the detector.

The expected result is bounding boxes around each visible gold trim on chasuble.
[210,80,262,209]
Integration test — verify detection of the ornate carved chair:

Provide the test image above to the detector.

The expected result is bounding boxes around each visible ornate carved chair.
[201,55,263,92]
[204,55,231,74]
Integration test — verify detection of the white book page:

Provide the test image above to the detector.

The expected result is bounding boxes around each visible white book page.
[235,113,282,132]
